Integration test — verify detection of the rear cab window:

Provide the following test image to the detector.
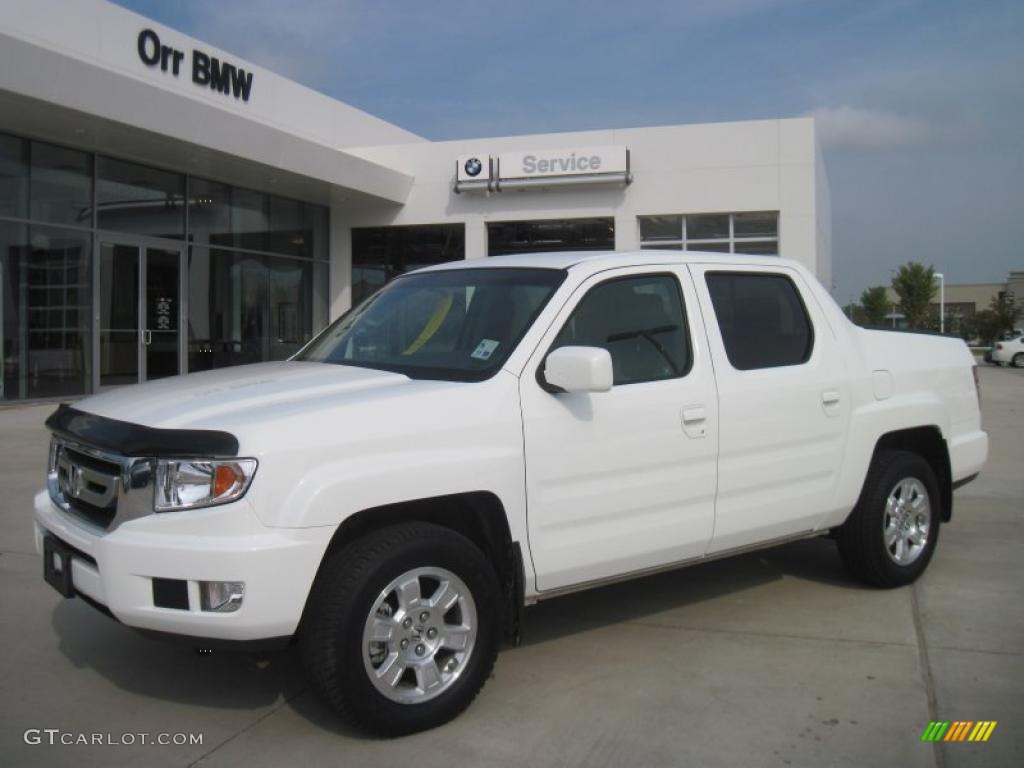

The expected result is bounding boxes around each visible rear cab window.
[705,271,814,370]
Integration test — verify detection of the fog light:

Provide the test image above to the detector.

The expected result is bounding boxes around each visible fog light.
[199,581,245,613]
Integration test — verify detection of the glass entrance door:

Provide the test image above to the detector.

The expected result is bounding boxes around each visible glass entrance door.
[97,240,183,387]
[144,248,182,380]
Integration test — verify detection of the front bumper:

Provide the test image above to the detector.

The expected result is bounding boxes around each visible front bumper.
[33,490,334,641]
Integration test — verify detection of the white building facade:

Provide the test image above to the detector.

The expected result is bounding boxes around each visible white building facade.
[0,0,830,402]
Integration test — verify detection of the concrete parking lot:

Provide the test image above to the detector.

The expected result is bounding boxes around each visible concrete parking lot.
[0,365,1020,767]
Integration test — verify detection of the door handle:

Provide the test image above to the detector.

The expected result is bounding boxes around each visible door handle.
[681,405,707,439]
[143,330,152,346]
[682,406,707,423]
[821,389,841,418]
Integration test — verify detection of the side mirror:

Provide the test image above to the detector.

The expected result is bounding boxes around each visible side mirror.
[543,346,613,393]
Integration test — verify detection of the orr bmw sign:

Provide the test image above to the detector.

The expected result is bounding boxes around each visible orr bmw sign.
[455,145,630,192]
[136,28,254,102]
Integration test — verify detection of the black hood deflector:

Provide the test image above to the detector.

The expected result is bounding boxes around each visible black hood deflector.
[45,404,239,458]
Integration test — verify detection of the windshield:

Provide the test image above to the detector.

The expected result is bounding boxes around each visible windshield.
[296,267,566,381]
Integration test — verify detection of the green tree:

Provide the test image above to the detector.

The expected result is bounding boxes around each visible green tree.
[859,286,890,326]
[974,294,1022,344]
[891,262,936,329]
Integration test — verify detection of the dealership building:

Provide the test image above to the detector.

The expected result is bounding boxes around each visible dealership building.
[0,0,831,403]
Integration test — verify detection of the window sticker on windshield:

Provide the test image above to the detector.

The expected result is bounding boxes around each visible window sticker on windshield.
[471,339,500,360]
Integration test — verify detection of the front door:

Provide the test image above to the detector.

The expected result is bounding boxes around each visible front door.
[96,239,183,387]
[520,266,719,592]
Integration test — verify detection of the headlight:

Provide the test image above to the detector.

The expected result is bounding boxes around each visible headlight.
[154,459,258,512]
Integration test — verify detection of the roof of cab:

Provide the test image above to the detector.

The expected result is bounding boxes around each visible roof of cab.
[413,249,803,274]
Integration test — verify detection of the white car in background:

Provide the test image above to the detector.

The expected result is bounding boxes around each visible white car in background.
[991,335,1024,367]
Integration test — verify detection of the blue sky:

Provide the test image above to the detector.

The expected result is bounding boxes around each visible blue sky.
[113,0,1023,303]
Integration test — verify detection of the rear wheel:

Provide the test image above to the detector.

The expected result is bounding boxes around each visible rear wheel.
[836,450,941,588]
[301,522,501,735]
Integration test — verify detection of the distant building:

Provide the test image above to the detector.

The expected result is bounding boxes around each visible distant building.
[879,270,1021,331]
[934,271,1023,324]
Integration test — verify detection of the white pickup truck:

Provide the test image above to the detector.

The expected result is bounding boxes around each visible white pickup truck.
[34,251,987,735]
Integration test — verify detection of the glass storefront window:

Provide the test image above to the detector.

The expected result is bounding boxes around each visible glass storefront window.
[97,156,185,238]
[188,248,267,371]
[98,243,140,387]
[305,204,329,262]
[487,218,614,256]
[1,222,91,400]
[30,141,93,227]
[268,195,304,258]
[688,242,731,253]
[1,221,27,400]
[638,212,780,255]
[188,249,317,372]
[687,214,730,240]
[188,177,231,250]
[0,134,28,220]
[231,187,270,252]
[267,255,313,360]
[0,131,329,400]
[638,215,682,242]
[190,178,328,258]
[733,240,778,255]
[313,260,329,331]
[733,211,778,238]
[351,224,464,307]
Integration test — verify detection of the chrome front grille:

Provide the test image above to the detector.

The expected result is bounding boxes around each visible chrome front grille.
[47,437,156,532]
[57,448,119,509]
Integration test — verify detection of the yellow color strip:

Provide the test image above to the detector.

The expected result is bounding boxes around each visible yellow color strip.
[402,293,454,356]
[968,722,985,741]
[981,721,997,742]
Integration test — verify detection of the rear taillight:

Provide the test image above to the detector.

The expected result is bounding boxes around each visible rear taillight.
[972,365,981,406]
[994,343,1003,350]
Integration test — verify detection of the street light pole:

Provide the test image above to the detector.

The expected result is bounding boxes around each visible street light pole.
[935,272,945,334]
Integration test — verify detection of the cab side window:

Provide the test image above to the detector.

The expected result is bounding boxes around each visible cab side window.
[552,274,691,385]
[706,272,814,370]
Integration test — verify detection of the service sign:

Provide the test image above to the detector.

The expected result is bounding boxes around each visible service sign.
[498,146,627,180]
[457,155,492,183]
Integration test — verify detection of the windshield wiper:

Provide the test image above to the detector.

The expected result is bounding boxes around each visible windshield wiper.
[605,325,682,375]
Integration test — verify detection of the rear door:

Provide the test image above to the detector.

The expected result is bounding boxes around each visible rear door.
[691,265,850,553]
[520,266,718,591]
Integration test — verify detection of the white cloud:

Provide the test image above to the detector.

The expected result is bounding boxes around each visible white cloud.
[808,106,929,149]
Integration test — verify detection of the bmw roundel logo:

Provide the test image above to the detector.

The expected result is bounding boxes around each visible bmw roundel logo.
[464,157,483,177]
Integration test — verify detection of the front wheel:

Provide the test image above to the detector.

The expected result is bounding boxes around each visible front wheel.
[836,450,941,588]
[1013,353,1024,368]
[300,522,501,735]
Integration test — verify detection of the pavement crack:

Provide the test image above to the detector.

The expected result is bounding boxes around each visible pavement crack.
[187,687,307,767]
[911,583,944,768]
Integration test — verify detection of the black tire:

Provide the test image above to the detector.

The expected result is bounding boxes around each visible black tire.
[836,450,941,588]
[300,522,501,736]
[1013,353,1024,368]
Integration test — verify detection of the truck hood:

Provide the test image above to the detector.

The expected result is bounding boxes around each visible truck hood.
[74,361,415,431]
